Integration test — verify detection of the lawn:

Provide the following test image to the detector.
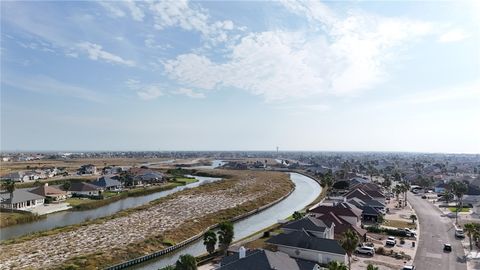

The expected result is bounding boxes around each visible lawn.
[66,198,95,207]
[384,219,416,229]
[174,177,198,184]
[448,207,470,213]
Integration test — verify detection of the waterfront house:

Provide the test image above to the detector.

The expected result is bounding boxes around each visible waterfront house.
[69,182,102,196]
[92,176,123,191]
[0,189,45,210]
[266,231,347,265]
[282,216,334,239]
[218,248,318,270]
[131,169,165,186]
[309,203,362,226]
[29,183,67,202]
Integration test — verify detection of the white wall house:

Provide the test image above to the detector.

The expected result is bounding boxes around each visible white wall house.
[0,190,45,210]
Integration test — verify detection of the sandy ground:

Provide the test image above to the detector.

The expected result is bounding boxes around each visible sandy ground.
[0,171,289,270]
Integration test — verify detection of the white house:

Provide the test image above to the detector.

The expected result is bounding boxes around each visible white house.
[0,190,45,210]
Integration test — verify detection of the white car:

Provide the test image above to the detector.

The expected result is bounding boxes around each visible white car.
[404,228,417,237]
[355,246,375,256]
[386,236,397,246]
[455,228,465,238]
[402,265,415,270]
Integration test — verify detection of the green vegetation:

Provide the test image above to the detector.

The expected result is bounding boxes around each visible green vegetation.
[203,230,217,255]
[174,177,198,184]
[0,211,46,228]
[292,211,304,220]
[327,261,348,270]
[218,221,234,253]
[448,207,470,213]
[341,229,359,270]
[175,254,197,270]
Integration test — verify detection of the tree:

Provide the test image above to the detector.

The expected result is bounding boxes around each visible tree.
[451,181,468,224]
[382,174,392,189]
[159,266,176,270]
[1,179,15,212]
[444,189,454,206]
[203,230,217,255]
[292,211,304,220]
[218,221,234,252]
[403,181,411,206]
[175,254,197,270]
[410,214,417,224]
[327,261,348,270]
[321,172,334,199]
[62,181,71,191]
[464,223,477,251]
[393,185,402,205]
[367,264,379,270]
[341,229,359,270]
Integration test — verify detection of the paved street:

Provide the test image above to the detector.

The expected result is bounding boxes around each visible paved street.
[409,192,467,270]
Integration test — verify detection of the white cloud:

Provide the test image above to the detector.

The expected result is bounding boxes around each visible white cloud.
[2,74,102,102]
[98,2,126,18]
[126,79,164,100]
[438,29,469,43]
[164,4,433,102]
[78,42,135,66]
[148,0,238,45]
[172,88,205,99]
[124,0,145,21]
[405,82,480,104]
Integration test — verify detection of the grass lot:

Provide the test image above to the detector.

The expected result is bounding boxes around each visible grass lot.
[448,207,470,213]
[0,211,45,228]
[384,219,416,229]
[174,177,198,184]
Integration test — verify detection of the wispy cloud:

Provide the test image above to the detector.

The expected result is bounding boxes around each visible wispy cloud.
[2,74,103,102]
[77,42,135,66]
[172,88,205,99]
[164,0,433,102]
[438,29,470,43]
[126,79,164,100]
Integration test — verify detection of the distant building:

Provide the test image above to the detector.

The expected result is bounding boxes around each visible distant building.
[77,164,97,175]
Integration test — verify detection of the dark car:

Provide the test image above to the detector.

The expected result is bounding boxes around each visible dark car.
[444,243,452,252]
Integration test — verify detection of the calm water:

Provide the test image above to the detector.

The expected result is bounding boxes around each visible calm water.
[0,175,221,240]
[129,172,321,269]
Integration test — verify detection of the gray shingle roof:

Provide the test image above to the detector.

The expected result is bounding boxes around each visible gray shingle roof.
[282,216,330,232]
[92,176,121,188]
[0,189,44,204]
[69,182,101,192]
[219,249,315,270]
[267,231,346,255]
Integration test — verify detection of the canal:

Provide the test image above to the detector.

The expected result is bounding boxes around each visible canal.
[0,175,222,240]
[129,172,321,269]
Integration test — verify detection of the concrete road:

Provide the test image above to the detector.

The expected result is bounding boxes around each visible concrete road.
[409,192,467,270]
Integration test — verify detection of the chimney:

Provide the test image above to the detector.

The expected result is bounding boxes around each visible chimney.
[239,246,246,259]
[343,197,347,203]
[45,183,48,187]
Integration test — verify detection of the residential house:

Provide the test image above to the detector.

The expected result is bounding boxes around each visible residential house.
[218,248,318,270]
[77,164,97,175]
[282,216,334,239]
[30,183,67,202]
[129,168,164,186]
[434,182,449,194]
[266,231,347,265]
[0,189,45,210]
[69,182,102,197]
[309,212,367,241]
[309,203,362,226]
[92,176,123,191]
[349,177,370,186]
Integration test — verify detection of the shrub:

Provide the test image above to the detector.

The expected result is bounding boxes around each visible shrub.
[400,238,405,244]
[376,247,385,255]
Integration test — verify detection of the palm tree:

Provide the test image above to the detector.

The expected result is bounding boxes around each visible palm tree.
[444,189,453,206]
[292,211,304,220]
[1,179,15,212]
[393,185,402,206]
[464,223,477,251]
[328,261,348,270]
[410,214,417,224]
[366,264,379,270]
[403,181,411,206]
[451,181,468,224]
[203,230,217,255]
[218,221,234,253]
[175,254,197,270]
[341,229,359,270]
[321,172,334,198]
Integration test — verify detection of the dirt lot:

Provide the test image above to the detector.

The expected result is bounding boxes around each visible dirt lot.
[0,170,293,270]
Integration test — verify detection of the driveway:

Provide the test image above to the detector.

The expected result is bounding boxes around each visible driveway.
[408,192,467,270]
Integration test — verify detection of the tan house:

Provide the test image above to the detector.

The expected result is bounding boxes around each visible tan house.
[30,183,67,202]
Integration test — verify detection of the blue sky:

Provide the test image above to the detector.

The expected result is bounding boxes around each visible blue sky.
[1,0,479,153]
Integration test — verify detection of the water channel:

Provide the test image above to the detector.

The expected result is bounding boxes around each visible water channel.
[0,175,221,240]
[129,172,321,269]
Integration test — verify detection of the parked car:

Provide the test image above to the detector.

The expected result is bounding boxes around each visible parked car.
[444,243,452,252]
[402,265,415,270]
[355,246,375,256]
[386,236,397,246]
[455,228,465,238]
[404,228,417,237]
